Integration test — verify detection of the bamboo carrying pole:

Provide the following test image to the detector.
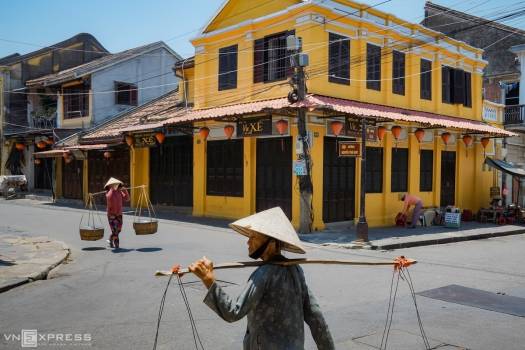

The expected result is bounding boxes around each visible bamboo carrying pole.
[154,257,417,277]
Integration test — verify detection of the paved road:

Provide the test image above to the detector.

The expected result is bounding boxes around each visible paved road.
[1,199,524,349]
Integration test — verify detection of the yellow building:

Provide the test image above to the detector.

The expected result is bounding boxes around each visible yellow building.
[59,0,514,232]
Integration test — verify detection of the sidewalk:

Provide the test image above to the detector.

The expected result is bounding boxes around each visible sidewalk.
[299,222,525,250]
[0,235,70,293]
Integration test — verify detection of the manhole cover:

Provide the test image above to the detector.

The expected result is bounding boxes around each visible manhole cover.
[418,284,525,317]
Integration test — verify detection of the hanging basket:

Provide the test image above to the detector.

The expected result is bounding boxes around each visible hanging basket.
[133,219,158,235]
[79,194,105,241]
[133,185,158,235]
[79,226,105,241]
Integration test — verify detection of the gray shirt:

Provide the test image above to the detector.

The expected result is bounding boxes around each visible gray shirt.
[203,263,335,350]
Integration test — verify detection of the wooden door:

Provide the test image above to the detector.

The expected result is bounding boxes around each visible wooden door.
[62,159,83,199]
[323,137,356,223]
[34,145,53,190]
[150,136,193,206]
[88,148,130,203]
[440,151,456,207]
[256,137,292,219]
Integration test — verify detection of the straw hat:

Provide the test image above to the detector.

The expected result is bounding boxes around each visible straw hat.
[229,207,306,254]
[104,177,123,189]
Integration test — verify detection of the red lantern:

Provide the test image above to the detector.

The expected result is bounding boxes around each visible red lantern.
[15,143,25,151]
[103,151,112,159]
[275,119,288,135]
[199,127,210,140]
[377,126,387,143]
[224,125,235,139]
[330,120,344,137]
[64,155,73,164]
[441,132,451,147]
[45,137,54,145]
[34,158,41,165]
[462,135,473,157]
[481,137,490,157]
[125,135,134,147]
[62,151,70,159]
[391,126,402,140]
[36,141,47,149]
[414,129,425,143]
[155,132,165,144]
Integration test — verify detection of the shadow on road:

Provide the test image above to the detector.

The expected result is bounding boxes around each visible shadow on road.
[110,248,134,253]
[81,247,107,251]
[136,247,162,253]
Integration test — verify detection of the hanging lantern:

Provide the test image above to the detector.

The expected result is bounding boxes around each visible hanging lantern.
[414,129,425,143]
[224,125,235,139]
[155,132,165,144]
[377,126,387,144]
[441,132,451,150]
[64,155,73,164]
[15,143,25,151]
[391,126,402,149]
[45,137,54,145]
[462,135,473,157]
[103,151,112,159]
[125,135,134,147]
[481,137,490,158]
[36,140,47,149]
[34,158,41,165]
[199,127,210,140]
[62,151,70,159]
[275,119,288,135]
[330,120,344,137]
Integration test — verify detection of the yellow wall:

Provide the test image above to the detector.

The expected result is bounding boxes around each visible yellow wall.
[130,147,149,208]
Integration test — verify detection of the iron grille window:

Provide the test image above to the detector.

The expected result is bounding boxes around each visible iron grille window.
[218,45,238,91]
[63,85,89,119]
[392,50,405,95]
[366,43,381,91]
[328,33,350,85]
[366,147,383,193]
[206,139,244,197]
[420,59,432,100]
[420,150,433,192]
[253,30,294,83]
[115,82,138,106]
[391,148,408,192]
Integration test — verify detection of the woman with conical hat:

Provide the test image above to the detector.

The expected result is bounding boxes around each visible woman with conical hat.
[189,207,335,350]
[104,177,129,249]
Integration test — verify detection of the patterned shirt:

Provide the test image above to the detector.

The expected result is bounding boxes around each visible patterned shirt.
[203,263,335,350]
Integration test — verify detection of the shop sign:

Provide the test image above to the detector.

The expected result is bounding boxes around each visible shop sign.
[293,160,308,175]
[236,116,272,137]
[344,120,377,141]
[134,133,157,148]
[338,141,361,157]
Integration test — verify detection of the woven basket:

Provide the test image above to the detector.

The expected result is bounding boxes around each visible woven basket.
[133,220,158,235]
[79,226,104,241]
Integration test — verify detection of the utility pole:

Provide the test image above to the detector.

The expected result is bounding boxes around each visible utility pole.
[355,118,369,244]
[288,35,312,233]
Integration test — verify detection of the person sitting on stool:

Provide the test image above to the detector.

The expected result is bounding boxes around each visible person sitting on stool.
[399,193,423,229]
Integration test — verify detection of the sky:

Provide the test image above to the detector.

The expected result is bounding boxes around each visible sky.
[1,0,525,59]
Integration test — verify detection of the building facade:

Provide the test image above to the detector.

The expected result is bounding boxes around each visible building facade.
[56,0,512,230]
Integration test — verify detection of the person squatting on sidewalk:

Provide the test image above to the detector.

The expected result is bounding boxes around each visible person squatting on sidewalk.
[400,193,423,229]
[188,207,335,350]
[104,177,129,249]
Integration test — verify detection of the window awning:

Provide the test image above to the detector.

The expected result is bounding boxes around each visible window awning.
[485,157,525,178]
[34,150,67,159]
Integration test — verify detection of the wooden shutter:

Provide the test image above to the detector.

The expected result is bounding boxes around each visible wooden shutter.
[464,71,472,107]
[253,39,265,83]
[453,68,465,104]
[420,59,432,100]
[329,33,350,85]
[219,45,238,90]
[393,51,405,95]
[442,66,450,103]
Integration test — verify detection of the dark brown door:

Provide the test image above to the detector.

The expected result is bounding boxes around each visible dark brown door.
[150,136,193,206]
[34,146,53,190]
[440,151,456,207]
[256,137,292,219]
[88,148,130,204]
[323,137,356,223]
[62,159,83,199]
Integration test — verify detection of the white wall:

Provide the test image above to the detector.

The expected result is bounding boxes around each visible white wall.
[90,47,179,124]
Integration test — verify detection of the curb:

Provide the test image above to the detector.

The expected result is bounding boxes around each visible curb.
[0,241,70,294]
[370,228,525,250]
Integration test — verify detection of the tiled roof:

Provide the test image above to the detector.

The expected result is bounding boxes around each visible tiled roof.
[26,41,181,87]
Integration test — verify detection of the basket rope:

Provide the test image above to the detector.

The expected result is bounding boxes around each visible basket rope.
[80,193,104,229]
[134,185,157,223]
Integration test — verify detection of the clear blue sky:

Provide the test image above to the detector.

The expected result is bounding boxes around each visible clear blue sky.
[1,0,524,59]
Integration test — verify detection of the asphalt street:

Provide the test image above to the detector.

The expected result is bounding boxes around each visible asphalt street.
[1,199,524,349]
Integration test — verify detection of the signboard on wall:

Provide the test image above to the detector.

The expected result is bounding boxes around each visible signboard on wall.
[343,119,377,142]
[237,116,272,137]
[338,141,361,157]
[134,133,157,148]
[293,160,307,175]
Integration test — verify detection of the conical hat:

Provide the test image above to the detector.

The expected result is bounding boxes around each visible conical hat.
[229,207,305,254]
[104,177,123,189]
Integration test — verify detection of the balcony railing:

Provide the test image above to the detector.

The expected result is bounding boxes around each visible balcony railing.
[482,100,504,124]
[504,104,525,126]
[31,111,57,129]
